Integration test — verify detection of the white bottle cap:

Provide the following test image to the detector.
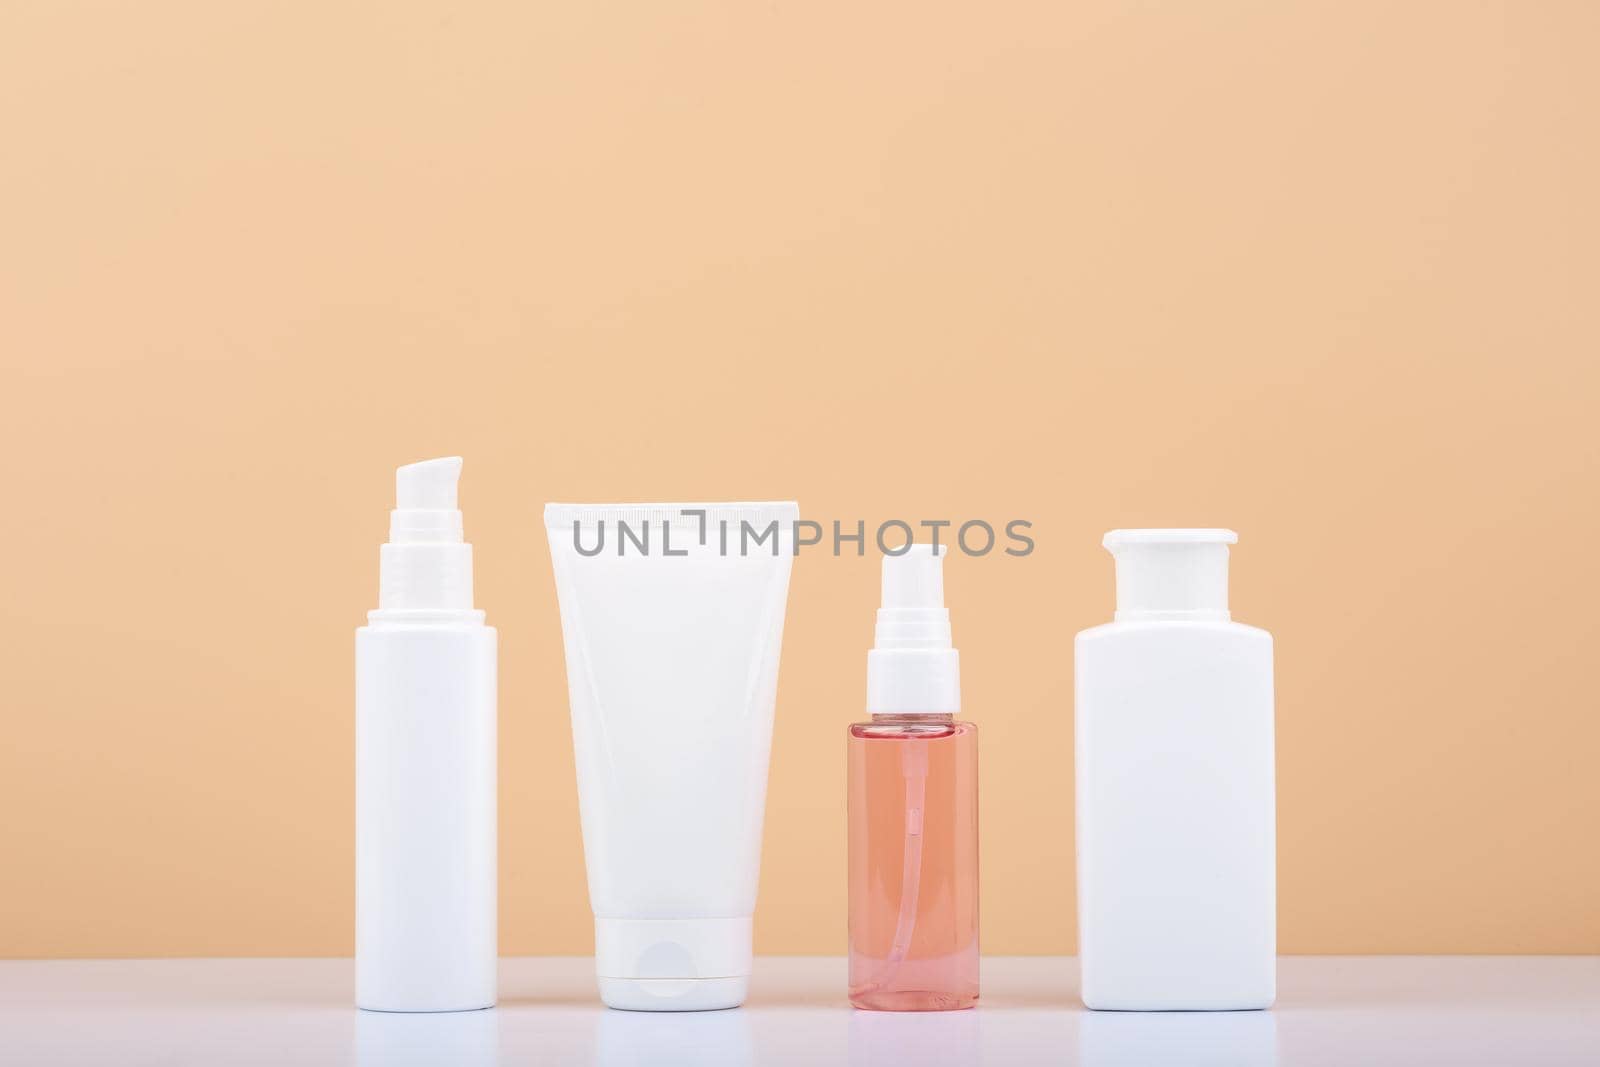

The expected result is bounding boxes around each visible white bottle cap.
[1104,528,1236,621]
[379,457,475,610]
[867,544,961,713]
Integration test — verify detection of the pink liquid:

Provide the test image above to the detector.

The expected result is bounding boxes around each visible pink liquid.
[847,715,978,1011]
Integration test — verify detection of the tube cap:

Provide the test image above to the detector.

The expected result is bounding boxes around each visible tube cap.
[594,917,752,1012]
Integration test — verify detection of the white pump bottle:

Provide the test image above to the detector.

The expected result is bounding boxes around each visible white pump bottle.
[356,457,497,1012]
[1074,529,1275,1011]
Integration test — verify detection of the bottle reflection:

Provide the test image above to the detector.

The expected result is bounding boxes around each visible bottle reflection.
[1078,1008,1277,1067]
[593,1006,755,1066]
[354,1007,499,1067]
[849,1007,980,1066]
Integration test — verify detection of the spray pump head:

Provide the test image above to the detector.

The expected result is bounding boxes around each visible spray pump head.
[867,544,961,714]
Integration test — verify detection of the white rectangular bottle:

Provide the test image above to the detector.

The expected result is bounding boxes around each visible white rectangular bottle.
[1075,529,1275,1011]
[356,457,497,1012]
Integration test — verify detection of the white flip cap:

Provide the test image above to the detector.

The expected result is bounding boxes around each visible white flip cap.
[594,917,752,1011]
[867,544,961,713]
[1104,528,1237,621]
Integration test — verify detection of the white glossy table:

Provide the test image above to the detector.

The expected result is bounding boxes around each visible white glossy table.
[3,957,1596,1065]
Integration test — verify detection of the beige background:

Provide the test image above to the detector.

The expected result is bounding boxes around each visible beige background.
[2,2,1597,958]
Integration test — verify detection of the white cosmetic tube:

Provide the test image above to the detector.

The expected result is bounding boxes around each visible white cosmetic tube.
[544,502,799,1012]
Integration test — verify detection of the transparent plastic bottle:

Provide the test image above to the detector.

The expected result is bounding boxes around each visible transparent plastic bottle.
[847,546,979,1011]
[848,712,978,1010]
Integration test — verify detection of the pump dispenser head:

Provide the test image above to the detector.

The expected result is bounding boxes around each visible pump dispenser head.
[867,545,961,713]
[378,457,475,611]
[1104,528,1236,621]
[391,457,464,544]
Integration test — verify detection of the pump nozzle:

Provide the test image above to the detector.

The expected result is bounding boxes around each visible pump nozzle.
[867,544,960,713]
[881,544,946,611]
[378,457,474,610]
[396,456,463,512]
[390,457,465,545]
[874,545,953,652]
